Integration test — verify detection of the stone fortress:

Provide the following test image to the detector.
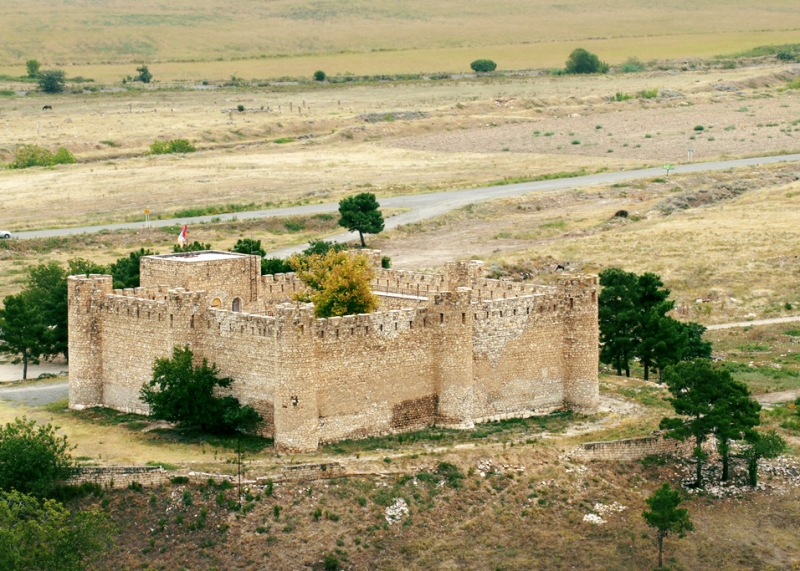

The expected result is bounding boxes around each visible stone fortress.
[68,250,599,452]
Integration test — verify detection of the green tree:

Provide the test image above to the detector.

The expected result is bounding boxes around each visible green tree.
[313,70,326,81]
[290,250,378,318]
[0,293,47,379]
[0,490,113,571]
[470,59,497,72]
[109,248,154,289]
[173,241,211,253]
[303,239,347,257]
[338,193,384,248]
[642,483,693,569]
[25,262,69,360]
[680,322,713,360]
[598,268,639,376]
[711,376,761,481]
[37,69,66,93]
[232,238,266,257]
[0,417,73,497]
[565,48,608,74]
[140,346,262,434]
[25,59,40,78]
[134,64,152,83]
[660,360,730,488]
[743,430,787,487]
[262,258,293,275]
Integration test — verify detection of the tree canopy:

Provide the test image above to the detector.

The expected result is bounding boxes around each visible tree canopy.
[598,268,711,380]
[338,193,384,248]
[470,59,497,72]
[0,417,73,497]
[140,346,262,434]
[108,248,154,290]
[565,48,608,74]
[290,250,378,318]
[37,69,66,93]
[642,483,693,569]
[0,490,113,571]
[25,59,40,78]
[134,65,152,83]
[0,293,47,380]
[660,359,761,488]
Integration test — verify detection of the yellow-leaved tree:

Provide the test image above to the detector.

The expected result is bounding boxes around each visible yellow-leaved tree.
[289,250,378,318]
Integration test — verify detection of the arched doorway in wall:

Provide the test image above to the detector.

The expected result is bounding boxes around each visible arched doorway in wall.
[232,298,241,312]
[211,298,222,309]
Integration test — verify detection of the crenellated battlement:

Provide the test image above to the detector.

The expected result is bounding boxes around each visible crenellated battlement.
[68,252,599,452]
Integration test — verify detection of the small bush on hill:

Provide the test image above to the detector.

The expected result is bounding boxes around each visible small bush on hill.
[565,48,608,74]
[11,144,75,168]
[150,139,196,155]
[470,59,497,73]
[619,57,646,73]
[314,70,326,81]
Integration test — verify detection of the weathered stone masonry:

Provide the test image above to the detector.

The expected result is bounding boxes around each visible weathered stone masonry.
[68,251,599,452]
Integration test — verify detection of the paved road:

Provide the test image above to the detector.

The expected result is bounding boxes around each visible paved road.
[12,153,800,254]
[0,380,69,406]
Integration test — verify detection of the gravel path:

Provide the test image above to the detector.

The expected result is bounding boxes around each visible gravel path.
[706,316,800,330]
[0,380,68,406]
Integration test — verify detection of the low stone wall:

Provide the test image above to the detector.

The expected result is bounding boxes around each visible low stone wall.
[569,434,694,462]
[63,466,169,489]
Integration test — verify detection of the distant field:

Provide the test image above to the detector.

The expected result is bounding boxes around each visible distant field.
[0,0,799,80]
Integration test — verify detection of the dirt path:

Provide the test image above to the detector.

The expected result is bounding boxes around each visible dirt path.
[706,316,800,330]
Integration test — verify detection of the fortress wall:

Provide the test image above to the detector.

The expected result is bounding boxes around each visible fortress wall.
[375,293,428,311]
[472,294,567,420]
[141,253,260,312]
[372,268,448,297]
[259,273,306,307]
[312,307,439,443]
[199,309,281,436]
[99,295,178,414]
[471,278,555,300]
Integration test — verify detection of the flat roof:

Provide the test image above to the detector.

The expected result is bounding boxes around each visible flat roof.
[151,251,248,262]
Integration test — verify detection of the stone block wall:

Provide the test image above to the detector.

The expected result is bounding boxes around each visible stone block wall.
[569,434,694,462]
[63,466,169,489]
[69,252,599,453]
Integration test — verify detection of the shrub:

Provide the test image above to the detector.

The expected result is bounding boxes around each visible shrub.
[150,139,196,155]
[0,417,74,497]
[565,48,608,74]
[140,346,262,434]
[314,70,326,81]
[614,92,631,102]
[777,50,796,61]
[52,147,77,165]
[237,104,245,112]
[323,553,341,571]
[11,144,76,168]
[26,59,40,78]
[619,57,646,73]
[693,125,705,131]
[470,59,497,73]
[134,65,152,83]
[37,69,66,93]
[637,89,659,99]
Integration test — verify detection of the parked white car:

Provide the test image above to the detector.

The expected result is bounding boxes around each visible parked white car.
[0,231,11,239]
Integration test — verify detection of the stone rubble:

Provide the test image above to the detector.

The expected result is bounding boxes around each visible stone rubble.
[476,459,525,478]
[384,498,409,525]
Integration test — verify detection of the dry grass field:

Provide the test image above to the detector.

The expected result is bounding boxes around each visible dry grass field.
[0,0,799,81]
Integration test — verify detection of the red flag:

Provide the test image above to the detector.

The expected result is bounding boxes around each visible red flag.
[178,225,188,247]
